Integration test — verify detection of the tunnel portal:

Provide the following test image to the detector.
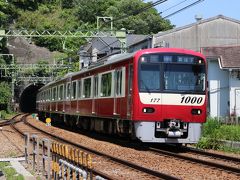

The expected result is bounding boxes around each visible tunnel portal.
[19,83,44,113]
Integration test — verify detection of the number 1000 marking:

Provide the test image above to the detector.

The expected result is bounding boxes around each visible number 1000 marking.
[181,96,203,104]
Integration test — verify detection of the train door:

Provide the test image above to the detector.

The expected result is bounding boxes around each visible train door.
[127,64,133,118]
[92,75,98,114]
[114,67,125,116]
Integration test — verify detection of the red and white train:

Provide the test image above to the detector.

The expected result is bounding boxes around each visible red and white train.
[36,48,207,144]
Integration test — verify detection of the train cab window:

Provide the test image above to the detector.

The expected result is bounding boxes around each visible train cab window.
[164,64,205,92]
[83,77,92,98]
[100,72,112,97]
[66,83,71,100]
[139,64,160,92]
[78,80,82,99]
[72,81,77,100]
[59,85,64,100]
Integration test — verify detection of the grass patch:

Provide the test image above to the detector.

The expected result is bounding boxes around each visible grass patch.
[0,110,17,120]
[0,162,24,180]
[197,117,240,152]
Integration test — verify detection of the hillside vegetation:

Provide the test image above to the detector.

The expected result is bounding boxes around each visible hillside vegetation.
[0,0,173,53]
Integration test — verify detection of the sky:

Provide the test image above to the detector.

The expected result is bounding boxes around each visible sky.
[148,0,240,27]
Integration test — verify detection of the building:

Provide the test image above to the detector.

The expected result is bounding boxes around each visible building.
[202,46,240,118]
[153,15,240,118]
[78,34,151,68]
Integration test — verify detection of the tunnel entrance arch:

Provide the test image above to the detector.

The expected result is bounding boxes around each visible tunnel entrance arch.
[19,83,44,113]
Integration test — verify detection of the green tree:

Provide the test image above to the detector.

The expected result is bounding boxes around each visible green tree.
[0,0,16,28]
[104,0,173,34]
[0,81,11,110]
[10,0,38,11]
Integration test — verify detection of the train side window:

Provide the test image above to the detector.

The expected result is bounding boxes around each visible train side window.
[83,77,92,98]
[43,91,46,102]
[72,81,77,100]
[78,80,82,99]
[59,85,64,100]
[115,67,126,97]
[93,76,98,97]
[100,72,112,97]
[54,87,58,101]
[51,88,55,101]
[47,89,50,101]
[53,87,58,101]
[52,88,54,101]
[66,83,71,100]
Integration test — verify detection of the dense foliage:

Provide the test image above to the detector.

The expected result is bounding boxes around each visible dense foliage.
[0,81,11,110]
[197,118,240,152]
[0,0,173,52]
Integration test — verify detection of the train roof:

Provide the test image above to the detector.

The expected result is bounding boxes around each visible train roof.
[39,52,136,90]
[39,48,205,91]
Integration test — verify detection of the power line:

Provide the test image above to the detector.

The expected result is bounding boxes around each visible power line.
[112,0,168,22]
[162,0,204,19]
[160,0,188,14]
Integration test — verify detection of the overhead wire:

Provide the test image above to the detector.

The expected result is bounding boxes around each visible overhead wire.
[159,0,188,14]
[111,0,168,22]
[162,0,205,19]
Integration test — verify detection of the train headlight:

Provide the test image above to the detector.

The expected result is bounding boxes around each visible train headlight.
[142,107,155,113]
[191,109,202,115]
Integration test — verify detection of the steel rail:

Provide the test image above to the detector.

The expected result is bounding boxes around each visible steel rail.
[149,147,240,174]
[182,146,240,163]
[0,113,23,127]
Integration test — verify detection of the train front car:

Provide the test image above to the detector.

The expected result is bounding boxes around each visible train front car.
[132,48,207,144]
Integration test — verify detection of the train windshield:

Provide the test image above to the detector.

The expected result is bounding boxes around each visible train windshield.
[139,54,206,93]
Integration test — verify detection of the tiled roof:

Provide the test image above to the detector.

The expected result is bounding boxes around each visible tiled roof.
[201,46,240,68]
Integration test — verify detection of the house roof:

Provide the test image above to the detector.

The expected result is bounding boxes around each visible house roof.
[81,34,150,53]
[126,34,150,47]
[155,15,240,37]
[201,46,240,69]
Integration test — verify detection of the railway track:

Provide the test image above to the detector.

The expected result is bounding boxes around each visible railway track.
[0,114,23,127]
[182,146,240,163]
[10,114,180,180]
[61,123,240,176]
[148,146,240,175]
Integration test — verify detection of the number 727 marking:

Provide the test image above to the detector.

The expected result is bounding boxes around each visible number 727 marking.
[150,98,161,103]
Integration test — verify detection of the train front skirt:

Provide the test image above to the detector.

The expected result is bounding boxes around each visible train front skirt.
[134,121,202,143]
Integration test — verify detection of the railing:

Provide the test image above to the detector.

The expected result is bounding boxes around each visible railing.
[24,134,101,180]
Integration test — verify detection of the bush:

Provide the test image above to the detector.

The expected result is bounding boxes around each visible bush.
[197,117,240,151]
[201,118,221,137]
[218,125,240,141]
[197,137,221,149]
[0,110,7,119]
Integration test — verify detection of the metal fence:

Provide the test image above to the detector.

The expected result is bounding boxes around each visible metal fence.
[24,133,99,180]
